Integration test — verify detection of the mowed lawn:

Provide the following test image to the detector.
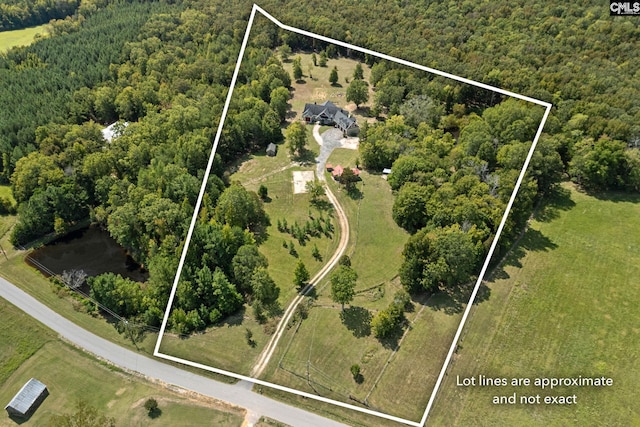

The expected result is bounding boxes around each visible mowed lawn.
[281,52,374,126]
[162,146,341,375]
[0,25,48,52]
[262,157,466,422]
[429,183,640,426]
[0,299,244,427]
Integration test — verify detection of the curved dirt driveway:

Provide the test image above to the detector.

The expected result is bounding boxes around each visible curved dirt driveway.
[250,124,350,378]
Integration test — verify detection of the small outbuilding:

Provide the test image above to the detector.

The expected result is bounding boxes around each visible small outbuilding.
[266,143,277,157]
[5,378,48,419]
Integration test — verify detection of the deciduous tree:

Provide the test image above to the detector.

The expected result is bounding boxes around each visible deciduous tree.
[285,121,307,157]
[346,79,369,109]
[330,265,357,311]
[214,184,269,232]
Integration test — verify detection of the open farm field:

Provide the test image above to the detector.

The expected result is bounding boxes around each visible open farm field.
[429,183,640,426]
[0,299,244,427]
[0,24,47,52]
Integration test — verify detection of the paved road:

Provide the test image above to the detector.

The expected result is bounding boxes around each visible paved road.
[0,276,348,427]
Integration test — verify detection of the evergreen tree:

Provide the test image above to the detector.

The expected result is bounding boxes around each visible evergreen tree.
[329,66,339,85]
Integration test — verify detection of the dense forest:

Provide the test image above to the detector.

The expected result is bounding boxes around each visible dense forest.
[0,0,80,31]
[2,0,639,332]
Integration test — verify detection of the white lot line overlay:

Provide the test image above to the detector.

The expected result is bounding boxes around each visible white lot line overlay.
[153,4,552,426]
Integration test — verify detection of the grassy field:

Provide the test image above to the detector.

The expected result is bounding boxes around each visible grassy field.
[259,158,469,422]
[0,299,244,427]
[158,305,272,375]
[429,183,640,426]
[159,126,340,375]
[281,52,375,126]
[0,25,48,52]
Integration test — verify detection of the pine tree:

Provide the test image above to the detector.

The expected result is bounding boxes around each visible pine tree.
[329,66,339,85]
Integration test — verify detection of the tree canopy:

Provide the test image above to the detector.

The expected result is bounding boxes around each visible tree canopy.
[330,265,357,311]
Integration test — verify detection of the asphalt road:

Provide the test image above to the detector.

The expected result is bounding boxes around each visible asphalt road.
[0,276,348,427]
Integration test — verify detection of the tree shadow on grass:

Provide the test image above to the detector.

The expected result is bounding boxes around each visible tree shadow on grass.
[533,185,576,223]
[492,227,558,281]
[148,408,162,419]
[310,198,335,213]
[221,306,246,327]
[377,324,403,350]
[340,306,372,337]
[295,148,318,166]
[426,282,492,315]
[266,302,283,318]
[594,189,640,203]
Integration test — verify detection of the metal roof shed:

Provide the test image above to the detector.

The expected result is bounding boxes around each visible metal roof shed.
[5,378,48,418]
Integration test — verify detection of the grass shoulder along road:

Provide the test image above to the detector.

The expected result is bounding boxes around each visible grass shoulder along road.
[0,298,244,427]
[429,183,640,426]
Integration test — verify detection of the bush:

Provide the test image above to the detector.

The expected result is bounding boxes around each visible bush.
[350,364,360,378]
[0,197,16,215]
[258,184,268,200]
[144,398,158,414]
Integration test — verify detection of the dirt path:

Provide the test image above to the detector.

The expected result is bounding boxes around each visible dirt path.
[250,125,350,379]
[243,162,298,186]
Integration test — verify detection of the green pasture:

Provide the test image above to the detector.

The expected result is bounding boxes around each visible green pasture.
[259,155,467,422]
[0,299,244,427]
[158,305,271,376]
[281,52,374,125]
[0,24,47,52]
[429,183,640,426]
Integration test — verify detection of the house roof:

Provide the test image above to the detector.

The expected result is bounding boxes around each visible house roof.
[267,143,277,151]
[334,110,358,131]
[5,378,47,416]
[302,101,341,118]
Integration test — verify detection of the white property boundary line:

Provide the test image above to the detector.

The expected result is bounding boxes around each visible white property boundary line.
[154,4,552,426]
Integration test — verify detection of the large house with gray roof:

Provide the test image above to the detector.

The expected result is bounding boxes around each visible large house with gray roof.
[301,101,359,137]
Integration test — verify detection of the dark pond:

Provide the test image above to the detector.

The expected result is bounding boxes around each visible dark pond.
[27,225,148,282]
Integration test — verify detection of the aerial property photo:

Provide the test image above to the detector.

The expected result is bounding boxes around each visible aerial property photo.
[154,5,550,425]
[1,1,639,427]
